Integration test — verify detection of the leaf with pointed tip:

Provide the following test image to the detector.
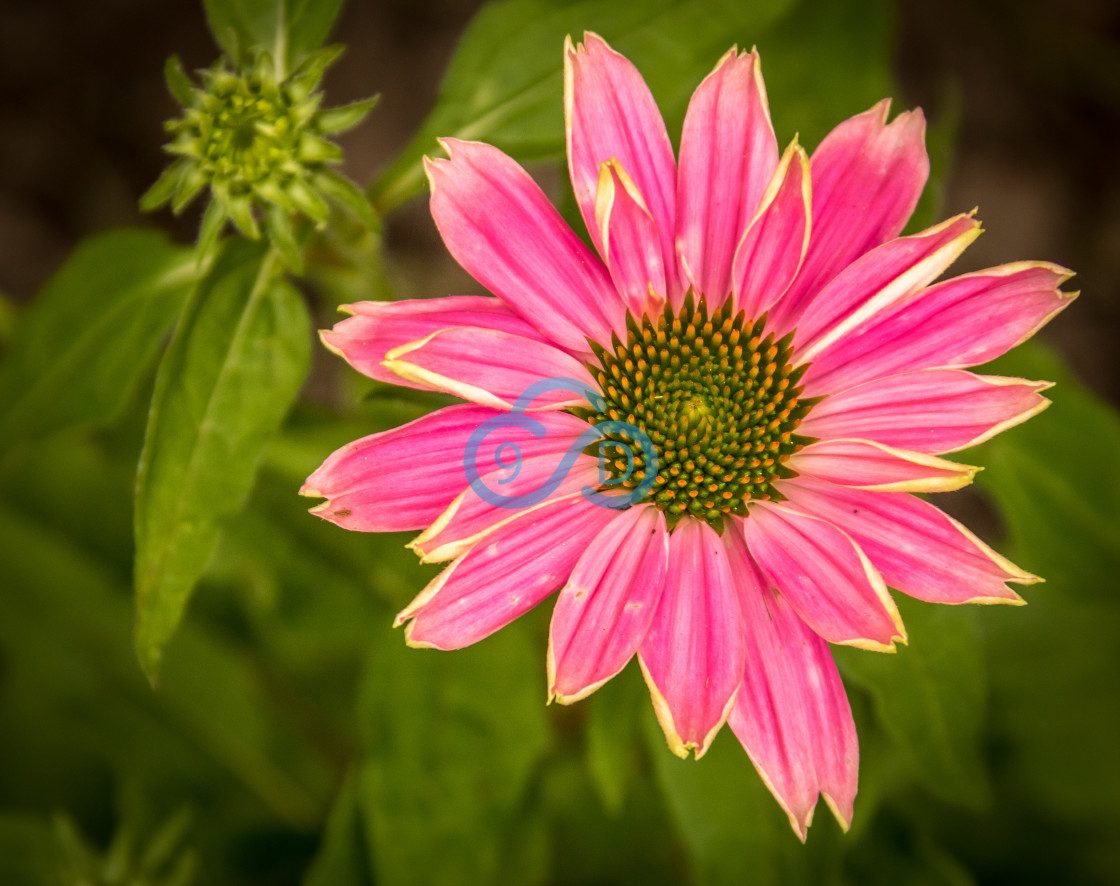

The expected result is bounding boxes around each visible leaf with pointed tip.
[316,96,379,135]
[133,241,310,682]
[163,55,196,106]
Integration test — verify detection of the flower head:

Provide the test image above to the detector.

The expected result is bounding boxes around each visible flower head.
[142,47,377,267]
[303,34,1074,838]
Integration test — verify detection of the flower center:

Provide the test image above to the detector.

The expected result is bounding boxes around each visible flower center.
[195,73,299,187]
[581,293,816,532]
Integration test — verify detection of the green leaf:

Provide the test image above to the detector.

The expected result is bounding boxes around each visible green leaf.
[164,54,197,106]
[316,96,380,135]
[835,597,990,809]
[202,0,344,76]
[646,710,824,885]
[584,662,646,814]
[266,203,304,274]
[0,492,333,830]
[197,199,228,265]
[140,159,187,212]
[979,342,1120,595]
[759,0,894,150]
[356,627,551,886]
[303,773,371,886]
[0,813,57,886]
[315,170,379,232]
[370,0,797,212]
[0,229,194,448]
[974,342,1120,828]
[133,241,310,682]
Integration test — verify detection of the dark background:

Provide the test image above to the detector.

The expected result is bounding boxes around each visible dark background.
[0,0,1117,405]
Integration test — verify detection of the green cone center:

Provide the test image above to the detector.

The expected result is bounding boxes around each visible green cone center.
[582,293,815,532]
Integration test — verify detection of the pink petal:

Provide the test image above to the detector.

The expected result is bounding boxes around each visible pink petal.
[595,159,667,317]
[548,504,669,703]
[800,369,1053,454]
[426,138,623,354]
[789,439,977,492]
[384,327,595,410]
[803,262,1076,396]
[741,503,905,651]
[320,296,546,390]
[731,140,811,319]
[793,213,981,359]
[565,33,681,305]
[677,47,778,305]
[638,519,745,758]
[412,451,599,563]
[301,404,501,532]
[770,100,929,329]
[780,477,1034,605]
[724,526,857,839]
[397,495,619,650]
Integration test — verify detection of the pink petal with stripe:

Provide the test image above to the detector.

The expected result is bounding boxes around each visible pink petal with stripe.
[731,140,811,319]
[770,100,929,329]
[800,369,1052,454]
[780,477,1034,605]
[320,296,546,390]
[595,159,667,317]
[677,47,778,305]
[412,451,598,563]
[803,261,1076,396]
[384,327,595,410]
[548,504,669,703]
[426,138,622,354]
[742,503,905,651]
[789,439,977,492]
[565,33,681,305]
[638,519,745,758]
[397,496,619,650]
[301,404,501,532]
[724,526,857,839]
[793,213,981,358]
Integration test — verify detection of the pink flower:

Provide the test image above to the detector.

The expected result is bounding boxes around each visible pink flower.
[303,34,1074,838]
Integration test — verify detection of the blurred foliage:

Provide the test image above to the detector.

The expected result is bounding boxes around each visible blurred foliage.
[0,0,1116,883]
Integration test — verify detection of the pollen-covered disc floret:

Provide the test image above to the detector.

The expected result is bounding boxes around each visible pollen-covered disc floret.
[583,294,815,531]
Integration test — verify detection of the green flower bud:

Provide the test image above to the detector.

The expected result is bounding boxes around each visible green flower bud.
[142,47,379,269]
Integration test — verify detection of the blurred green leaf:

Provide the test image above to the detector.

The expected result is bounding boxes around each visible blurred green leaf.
[645,710,823,886]
[0,490,334,830]
[584,661,646,815]
[303,774,370,886]
[202,0,343,74]
[134,241,310,683]
[980,342,1120,595]
[836,598,990,809]
[0,229,194,449]
[760,0,894,150]
[973,342,1120,834]
[356,627,551,886]
[372,0,894,213]
[841,819,977,886]
[371,0,795,211]
[0,813,56,886]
